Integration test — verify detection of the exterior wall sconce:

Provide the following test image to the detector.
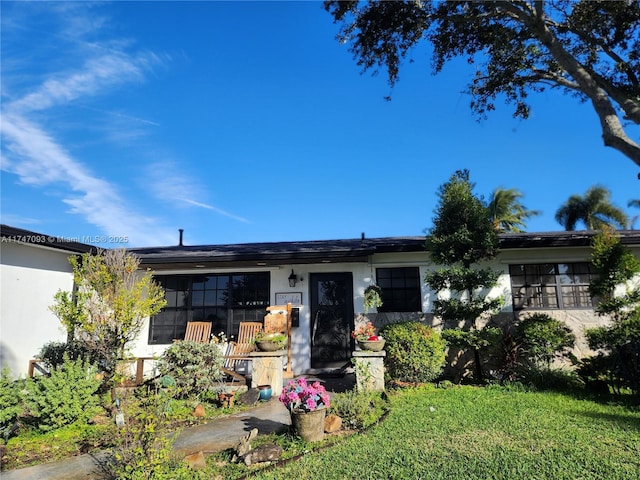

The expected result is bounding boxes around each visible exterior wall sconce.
[288,269,297,287]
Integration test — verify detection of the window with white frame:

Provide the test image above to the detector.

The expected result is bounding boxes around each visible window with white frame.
[509,263,596,310]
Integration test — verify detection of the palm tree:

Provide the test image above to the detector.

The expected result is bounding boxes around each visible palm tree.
[487,187,540,233]
[555,186,628,231]
[628,199,640,229]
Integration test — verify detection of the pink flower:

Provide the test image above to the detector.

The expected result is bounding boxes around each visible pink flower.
[279,377,330,412]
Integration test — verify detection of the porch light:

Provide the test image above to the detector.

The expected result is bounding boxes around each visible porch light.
[288,269,297,287]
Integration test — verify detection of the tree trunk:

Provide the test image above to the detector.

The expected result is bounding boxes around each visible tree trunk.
[473,347,484,382]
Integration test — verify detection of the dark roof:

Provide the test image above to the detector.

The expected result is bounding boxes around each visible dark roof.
[129,237,428,270]
[0,224,96,255]
[498,230,640,249]
[130,230,640,270]
[4,223,640,270]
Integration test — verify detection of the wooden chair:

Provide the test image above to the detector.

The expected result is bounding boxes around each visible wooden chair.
[182,321,212,343]
[264,303,293,378]
[222,321,263,381]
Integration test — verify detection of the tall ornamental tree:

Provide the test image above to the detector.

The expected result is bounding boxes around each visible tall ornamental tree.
[488,187,540,233]
[50,249,166,383]
[587,227,640,394]
[555,185,628,230]
[425,170,504,381]
[325,1,640,167]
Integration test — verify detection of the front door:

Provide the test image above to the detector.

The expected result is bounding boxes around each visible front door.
[309,272,353,369]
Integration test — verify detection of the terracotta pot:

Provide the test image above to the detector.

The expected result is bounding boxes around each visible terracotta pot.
[290,408,326,442]
[357,339,386,351]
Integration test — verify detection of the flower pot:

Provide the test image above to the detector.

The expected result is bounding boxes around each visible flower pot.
[258,384,272,401]
[357,339,386,351]
[290,408,326,442]
[255,340,286,352]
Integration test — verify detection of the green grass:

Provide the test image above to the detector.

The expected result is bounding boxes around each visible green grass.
[5,386,640,479]
[246,385,640,480]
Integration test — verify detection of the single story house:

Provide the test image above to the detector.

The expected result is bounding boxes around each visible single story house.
[3,224,639,378]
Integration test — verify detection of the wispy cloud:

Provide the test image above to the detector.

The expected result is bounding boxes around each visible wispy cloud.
[0,4,175,247]
[1,112,174,246]
[145,160,251,224]
[180,198,250,223]
[7,53,158,114]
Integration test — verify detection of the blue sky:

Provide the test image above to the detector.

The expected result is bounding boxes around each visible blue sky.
[1,1,638,248]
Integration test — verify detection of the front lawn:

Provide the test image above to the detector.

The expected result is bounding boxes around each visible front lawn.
[245,385,640,479]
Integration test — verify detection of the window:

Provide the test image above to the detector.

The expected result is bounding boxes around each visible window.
[376,267,422,312]
[509,263,596,310]
[149,273,270,344]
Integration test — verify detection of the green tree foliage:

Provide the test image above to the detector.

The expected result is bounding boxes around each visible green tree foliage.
[424,170,504,381]
[379,322,446,383]
[23,356,102,432]
[325,0,640,166]
[50,249,166,383]
[628,199,640,229]
[586,227,640,394]
[488,187,540,233]
[555,185,628,231]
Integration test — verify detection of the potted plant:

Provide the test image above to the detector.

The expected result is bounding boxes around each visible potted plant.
[352,320,385,351]
[253,329,287,351]
[363,284,383,313]
[279,377,330,442]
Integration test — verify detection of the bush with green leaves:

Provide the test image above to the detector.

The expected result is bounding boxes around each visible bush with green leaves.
[23,356,102,432]
[518,366,584,392]
[379,321,446,383]
[157,340,225,399]
[0,369,23,439]
[329,389,388,430]
[107,391,208,480]
[516,313,575,367]
[37,340,100,370]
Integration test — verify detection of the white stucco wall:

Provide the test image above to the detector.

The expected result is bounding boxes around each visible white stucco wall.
[0,242,75,378]
[6,238,635,379]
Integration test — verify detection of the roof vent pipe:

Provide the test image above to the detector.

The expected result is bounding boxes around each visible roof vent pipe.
[361,232,365,240]
[179,229,184,247]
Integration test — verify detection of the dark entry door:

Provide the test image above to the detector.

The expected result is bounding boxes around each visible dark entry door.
[309,273,353,369]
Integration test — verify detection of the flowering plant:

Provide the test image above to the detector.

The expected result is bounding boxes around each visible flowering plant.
[279,377,330,412]
[351,320,381,342]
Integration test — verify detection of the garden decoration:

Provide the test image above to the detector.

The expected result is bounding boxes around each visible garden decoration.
[258,384,272,401]
[254,329,287,351]
[352,321,385,351]
[279,377,330,442]
[363,284,383,313]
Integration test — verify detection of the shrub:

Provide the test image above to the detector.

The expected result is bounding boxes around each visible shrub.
[0,369,23,439]
[107,392,205,480]
[329,389,388,430]
[519,366,584,392]
[37,341,99,370]
[516,313,575,367]
[23,356,102,432]
[379,322,446,383]
[157,341,225,399]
